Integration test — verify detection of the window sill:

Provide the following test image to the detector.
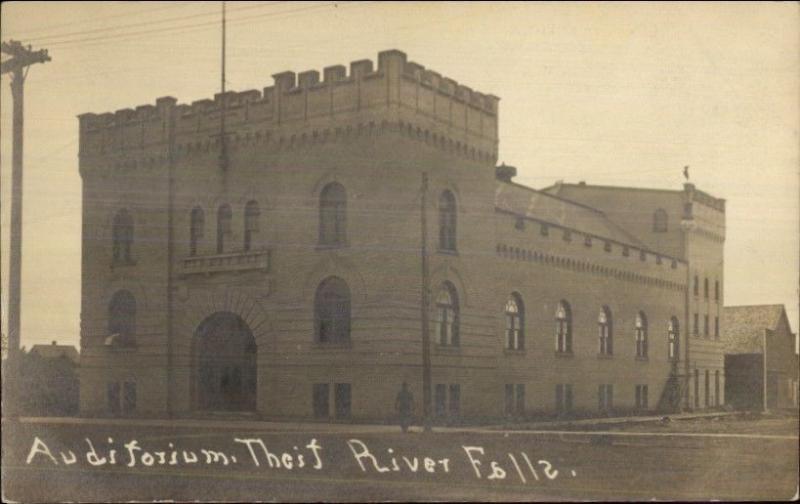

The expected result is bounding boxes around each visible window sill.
[597,353,614,359]
[436,248,459,256]
[435,344,461,354]
[312,341,353,350]
[555,351,574,358]
[504,348,526,356]
[316,243,349,251]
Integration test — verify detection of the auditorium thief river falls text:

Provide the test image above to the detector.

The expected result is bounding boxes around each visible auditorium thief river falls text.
[24,435,577,485]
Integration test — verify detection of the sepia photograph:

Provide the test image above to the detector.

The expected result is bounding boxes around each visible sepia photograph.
[1,1,798,501]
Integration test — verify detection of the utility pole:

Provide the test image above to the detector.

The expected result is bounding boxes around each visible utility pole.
[420,172,432,432]
[1,40,51,417]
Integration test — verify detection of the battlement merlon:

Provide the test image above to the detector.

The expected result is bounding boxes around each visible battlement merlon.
[78,49,501,157]
[683,183,726,213]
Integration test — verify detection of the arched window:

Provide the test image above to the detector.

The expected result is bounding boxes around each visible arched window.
[189,207,204,256]
[635,311,648,358]
[505,293,524,350]
[439,190,457,252]
[108,290,136,347]
[599,306,613,355]
[435,282,459,346]
[314,276,351,343]
[112,209,134,264]
[653,208,668,232]
[244,201,260,251]
[668,316,680,361]
[217,204,232,253]
[555,301,572,353]
[319,183,347,246]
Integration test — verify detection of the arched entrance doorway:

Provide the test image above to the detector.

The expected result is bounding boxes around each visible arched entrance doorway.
[193,312,257,412]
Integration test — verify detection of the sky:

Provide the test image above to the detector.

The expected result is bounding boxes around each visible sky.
[1,1,798,350]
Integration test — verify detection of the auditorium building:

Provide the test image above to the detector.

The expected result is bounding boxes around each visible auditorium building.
[77,50,727,421]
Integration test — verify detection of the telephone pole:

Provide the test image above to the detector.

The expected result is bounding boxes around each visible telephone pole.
[1,40,51,417]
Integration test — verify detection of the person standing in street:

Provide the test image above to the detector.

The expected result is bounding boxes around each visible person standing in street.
[395,382,414,433]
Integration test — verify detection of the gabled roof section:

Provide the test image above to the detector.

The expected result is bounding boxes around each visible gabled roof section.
[495,180,645,246]
[29,343,80,364]
[723,304,787,354]
[542,181,683,197]
[543,181,725,212]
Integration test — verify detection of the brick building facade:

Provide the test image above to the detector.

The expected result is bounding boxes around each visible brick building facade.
[77,50,726,421]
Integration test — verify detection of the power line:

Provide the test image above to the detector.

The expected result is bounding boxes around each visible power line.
[43,2,347,49]
[22,2,285,44]
[2,1,201,39]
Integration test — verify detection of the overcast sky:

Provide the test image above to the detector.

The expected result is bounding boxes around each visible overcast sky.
[1,1,798,350]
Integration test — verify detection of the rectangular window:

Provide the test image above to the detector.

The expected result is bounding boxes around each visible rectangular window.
[506,384,524,416]
[335,383,351,419]
[714,317,719,339]
[704,370,710,407]
[714,280,720,301]
[603,241,612,253]
[108,382,121,415]
[598,385,605,411]
[540,224,549,237]
[448,384,461,416]
[565,384,573,412]
[123,381,137,414]
[563,229,572,242]
[505,384,514,416]
[714,371,720,407]
[704,278,709,299]
[598,384,613,411]
[694,369,699,408]
[635,385,649,410]
[313,383,329,418]
[435,384,446,417]
[557,384,573,413]
[693,314,699,336]
[704,315,709,337]
[555,384,564,414]
[693,275,699,296]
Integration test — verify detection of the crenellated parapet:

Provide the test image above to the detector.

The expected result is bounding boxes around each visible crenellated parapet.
[78,49,500,166]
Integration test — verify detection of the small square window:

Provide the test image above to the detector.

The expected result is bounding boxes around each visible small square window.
[584,236,592,247]
[622,247,630,257]
[603,241,612,253]
[540,224,549,237]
